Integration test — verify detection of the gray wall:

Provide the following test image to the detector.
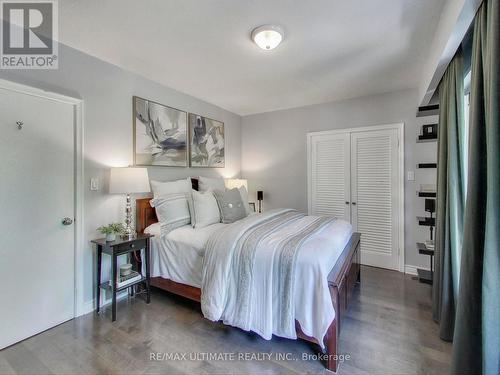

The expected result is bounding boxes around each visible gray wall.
[0,44,242,310]
[0,43,435,311]
[241,89,436,269]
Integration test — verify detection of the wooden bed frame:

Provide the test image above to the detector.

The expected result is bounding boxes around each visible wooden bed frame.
[136,197,360,373]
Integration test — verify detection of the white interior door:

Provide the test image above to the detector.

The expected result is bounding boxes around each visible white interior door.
[0,86,75,349]
[351,129,400,270]
[309,132,350,221]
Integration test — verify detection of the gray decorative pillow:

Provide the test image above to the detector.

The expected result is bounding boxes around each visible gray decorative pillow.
[213,188,247,224]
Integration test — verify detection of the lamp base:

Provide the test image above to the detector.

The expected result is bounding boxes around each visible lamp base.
[122,193,136,240]
[121,231,136,240]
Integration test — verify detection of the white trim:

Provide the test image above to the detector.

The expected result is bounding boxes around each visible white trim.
[80,290,129,317]
[0,78,85,318]
[405,264,430,276]
[74,102,86,317]
[80,300,95,317]
[307,123,405,272]
[397,124,405,273]
[0,79,82,105]
[306,122,405,137]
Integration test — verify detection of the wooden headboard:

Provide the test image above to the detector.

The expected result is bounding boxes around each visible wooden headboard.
[136,198,157,235]
[136,177,199,234]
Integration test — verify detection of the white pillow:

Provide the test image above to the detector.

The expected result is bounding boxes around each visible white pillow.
[198,176,225,192]
[150,193,191,235]
[150,178,191,198]
[188,190,221,228]
[238,186,251,216]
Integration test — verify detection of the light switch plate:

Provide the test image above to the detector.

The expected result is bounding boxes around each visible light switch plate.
[407,171,415,181]
[90,177,99,191]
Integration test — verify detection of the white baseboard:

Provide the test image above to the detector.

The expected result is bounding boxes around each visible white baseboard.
[76,300,95,317]
[404,264,430,276]
[76,290,129,318]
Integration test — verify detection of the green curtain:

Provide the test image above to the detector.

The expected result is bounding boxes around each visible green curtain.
[451,0,500,373]
[432,48,466,342]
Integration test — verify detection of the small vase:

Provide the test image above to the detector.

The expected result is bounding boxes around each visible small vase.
[105,233,116,242]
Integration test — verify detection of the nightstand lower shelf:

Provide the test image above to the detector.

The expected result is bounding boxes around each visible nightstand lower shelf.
[100,276,147,293]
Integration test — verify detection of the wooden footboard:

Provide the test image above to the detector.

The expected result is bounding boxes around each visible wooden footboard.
[295,232,360,372]
[137,197,361,373]
[148,233,360,373]
[326,232,360,372]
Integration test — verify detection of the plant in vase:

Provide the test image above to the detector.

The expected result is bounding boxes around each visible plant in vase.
[97,223,125,242]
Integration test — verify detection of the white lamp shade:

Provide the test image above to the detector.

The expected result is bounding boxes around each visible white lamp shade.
[225,178,248,191]
[109,167,150,194]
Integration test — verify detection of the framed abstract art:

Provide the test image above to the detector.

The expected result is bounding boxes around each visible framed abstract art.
[188,113,225,167]
[133,96,188,167]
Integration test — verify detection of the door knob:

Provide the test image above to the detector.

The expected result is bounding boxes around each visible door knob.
[62,217,73,226]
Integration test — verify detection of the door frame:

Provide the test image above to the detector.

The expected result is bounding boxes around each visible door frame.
[307,123,405,272]
[0,79,85,317]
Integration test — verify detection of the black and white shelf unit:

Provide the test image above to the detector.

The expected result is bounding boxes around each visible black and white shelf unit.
[416,197,436,284]
[416,242,434,284]
[415,121,438,285]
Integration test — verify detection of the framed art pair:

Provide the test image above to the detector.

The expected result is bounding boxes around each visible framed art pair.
[133,96,225,168]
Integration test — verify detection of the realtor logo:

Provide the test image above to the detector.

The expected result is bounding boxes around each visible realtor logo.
[1,0,58,69]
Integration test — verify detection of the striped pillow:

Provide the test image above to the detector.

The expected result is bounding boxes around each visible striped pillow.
[150,193,191,235]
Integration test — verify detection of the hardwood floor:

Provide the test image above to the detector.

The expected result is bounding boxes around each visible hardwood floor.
[0,266,451,374]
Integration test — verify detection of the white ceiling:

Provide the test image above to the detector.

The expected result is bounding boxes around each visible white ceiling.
[59,0,447,116]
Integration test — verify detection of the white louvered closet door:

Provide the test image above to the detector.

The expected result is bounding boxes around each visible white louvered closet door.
[350,129,400,270]
[309,133,350,221]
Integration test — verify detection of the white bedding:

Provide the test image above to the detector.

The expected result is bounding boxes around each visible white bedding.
[201,209,353,348]
[146,222,225,287]
[294,217,352,342]
[146,210,352,348]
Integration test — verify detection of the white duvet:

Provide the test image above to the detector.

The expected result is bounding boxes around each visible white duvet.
[202,209,353,348]
[148,209,352,348]
[147,222,225,288]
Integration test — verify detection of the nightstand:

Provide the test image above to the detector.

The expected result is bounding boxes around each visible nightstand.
[91,233,153,321]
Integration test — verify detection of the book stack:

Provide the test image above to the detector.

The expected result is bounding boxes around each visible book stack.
[110,270,142,289]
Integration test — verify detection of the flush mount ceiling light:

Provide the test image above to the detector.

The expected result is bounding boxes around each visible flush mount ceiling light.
[251,25,284,50]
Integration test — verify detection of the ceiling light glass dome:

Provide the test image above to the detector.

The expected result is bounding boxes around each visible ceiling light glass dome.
[251,25,284,50]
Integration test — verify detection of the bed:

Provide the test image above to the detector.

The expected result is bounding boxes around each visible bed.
[136,197,360,373]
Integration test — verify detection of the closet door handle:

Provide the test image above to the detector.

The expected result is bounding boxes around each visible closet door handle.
[351,202,357,205]
[345,201,350,205]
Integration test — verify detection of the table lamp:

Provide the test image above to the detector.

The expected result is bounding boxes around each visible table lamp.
[225,178,248,191]
[109,167,150,239]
